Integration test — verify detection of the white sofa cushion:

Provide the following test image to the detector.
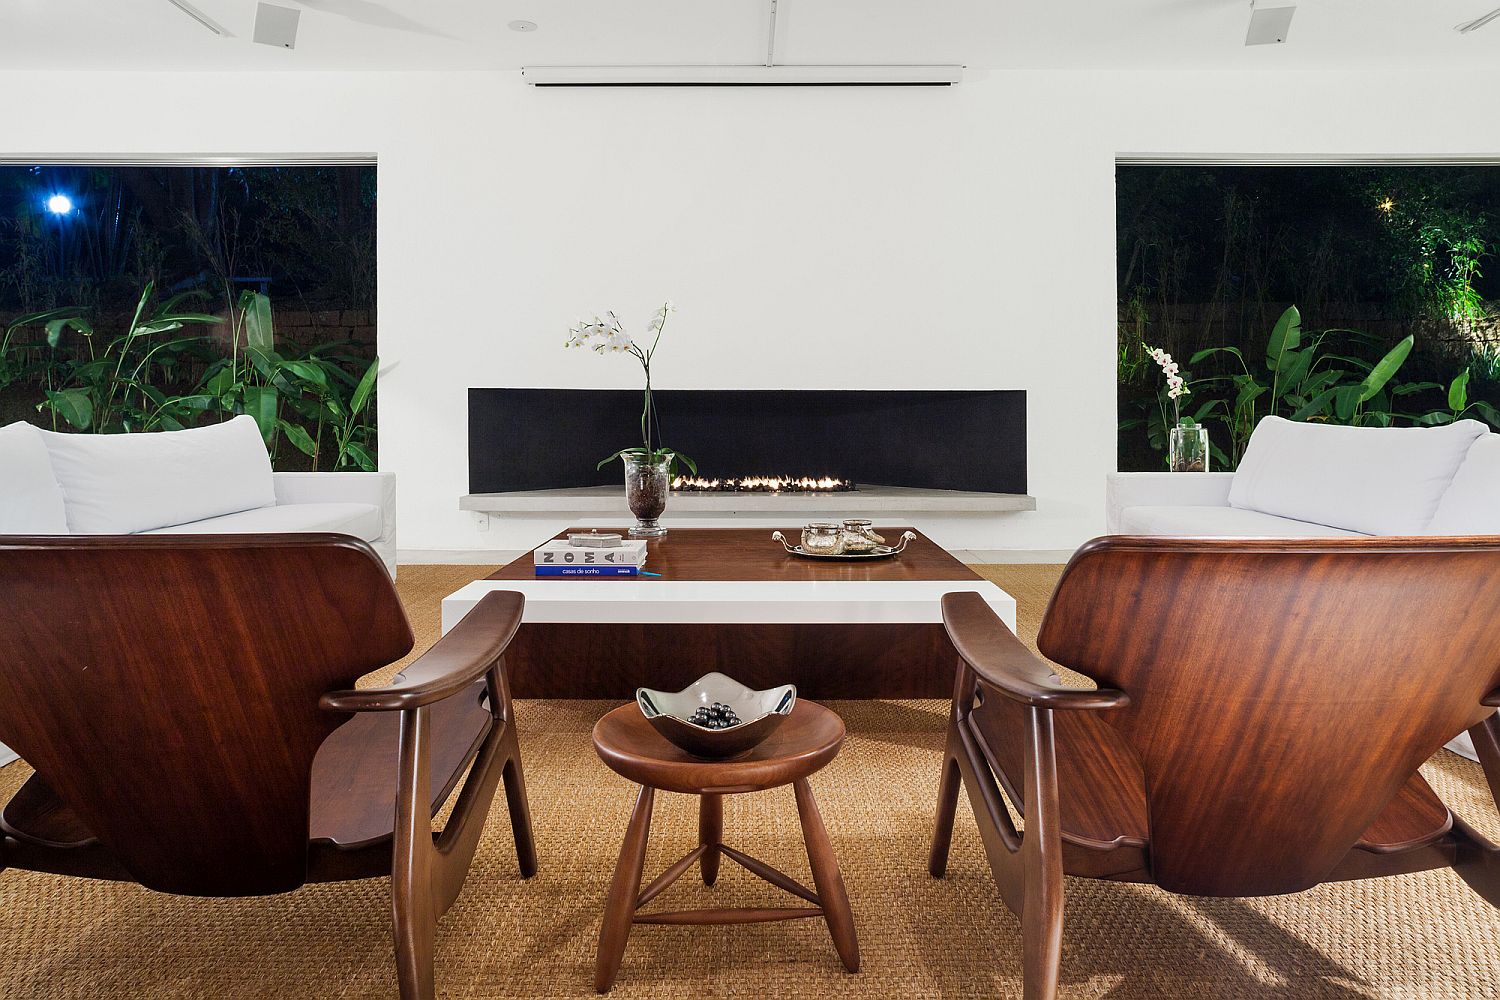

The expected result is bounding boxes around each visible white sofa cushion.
[1117,504,1366,538]
[143,502,382,542]
[39,415,276,535]
[0,421,69,534]
[1228,416,1488,535]
[1426,434,1500,535]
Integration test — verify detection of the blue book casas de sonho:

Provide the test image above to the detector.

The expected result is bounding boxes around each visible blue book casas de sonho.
[533,565,639,577]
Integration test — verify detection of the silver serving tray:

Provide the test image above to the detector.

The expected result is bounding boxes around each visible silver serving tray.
[771,530,917,560]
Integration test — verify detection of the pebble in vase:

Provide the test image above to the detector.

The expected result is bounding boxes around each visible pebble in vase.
[623,452,670,538]
[1169,424,1210,473]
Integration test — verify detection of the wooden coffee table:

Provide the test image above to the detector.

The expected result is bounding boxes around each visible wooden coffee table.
[590,699,858,992]
[440,527,1016,698]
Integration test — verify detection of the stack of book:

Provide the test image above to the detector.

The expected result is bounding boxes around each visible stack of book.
[533,539,648,577]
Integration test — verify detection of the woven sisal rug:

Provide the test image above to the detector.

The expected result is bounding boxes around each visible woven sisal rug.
[1,565,1496,999]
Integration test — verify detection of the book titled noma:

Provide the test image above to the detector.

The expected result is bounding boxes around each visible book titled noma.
[533,540,647,577]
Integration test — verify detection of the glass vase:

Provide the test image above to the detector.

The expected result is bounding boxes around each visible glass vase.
[623,453,671,538]
[1169,424,1210,473]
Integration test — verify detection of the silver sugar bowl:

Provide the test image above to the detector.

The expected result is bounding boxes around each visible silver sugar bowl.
[800,522,844,555]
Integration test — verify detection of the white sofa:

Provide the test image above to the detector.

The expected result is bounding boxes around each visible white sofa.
[1108,416,1499,762]
[0,415,396,768]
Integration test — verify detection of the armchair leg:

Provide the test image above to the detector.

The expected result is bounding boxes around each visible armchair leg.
[389,666,539,1000]
[936,684,1066,1000]
[932,656,977,879]
[501,724,538,879]
[1019,706,1064,1000]
[393,706,439,1000]
[1469,716,1500,805]
[491,658,538,880]
[929,742,961,878]
[1454,718,1500,907]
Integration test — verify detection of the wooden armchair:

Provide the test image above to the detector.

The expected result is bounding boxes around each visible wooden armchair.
[0,535,537,1000]
[929,536,1500,1000]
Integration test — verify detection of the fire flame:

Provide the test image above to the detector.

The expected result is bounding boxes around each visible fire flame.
[670,475,855,493]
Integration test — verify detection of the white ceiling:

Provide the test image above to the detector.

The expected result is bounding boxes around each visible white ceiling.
[2,0,1499,72]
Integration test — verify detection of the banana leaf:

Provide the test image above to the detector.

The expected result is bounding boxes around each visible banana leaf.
[1356,336,1414,403]
[242,385,280,441]
[1449,369,1470,412]
[1265,305,1302,372]
[43,388,93,429]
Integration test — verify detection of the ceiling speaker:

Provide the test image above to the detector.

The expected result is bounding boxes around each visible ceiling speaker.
[253,2,300,49]
[1246,4,1295,45]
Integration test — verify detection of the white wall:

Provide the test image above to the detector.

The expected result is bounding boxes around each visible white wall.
[4,69,1497,558]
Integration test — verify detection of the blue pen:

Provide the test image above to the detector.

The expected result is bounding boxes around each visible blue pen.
[639,570,663,577]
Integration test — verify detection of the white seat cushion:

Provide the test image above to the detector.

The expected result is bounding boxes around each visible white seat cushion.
[1426,434,1500,536]
[0,421,69,534]
[1116,505,1366,538]
[142,502,382,542]
[1228,416,1488,535]
[39,415,275,535]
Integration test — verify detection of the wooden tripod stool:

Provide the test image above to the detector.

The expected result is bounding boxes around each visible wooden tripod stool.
[590,700,859,992]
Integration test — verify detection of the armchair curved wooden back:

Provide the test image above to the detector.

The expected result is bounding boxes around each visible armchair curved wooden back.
[0,534,412,896]
[1037,535,1500,896]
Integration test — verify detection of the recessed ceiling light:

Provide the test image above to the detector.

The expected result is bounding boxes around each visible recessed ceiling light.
[508,20,538,32]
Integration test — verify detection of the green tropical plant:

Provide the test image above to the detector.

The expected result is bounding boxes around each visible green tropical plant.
[274,350,380,472]
[1,284,377,470]
[194,290,379,469]
[1124,305,1500,470]
[1407,366,1500,429]
[29,282,221,433]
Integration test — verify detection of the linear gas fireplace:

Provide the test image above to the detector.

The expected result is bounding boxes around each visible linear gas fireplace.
[467,389,1028,502]
[671,476,856,494]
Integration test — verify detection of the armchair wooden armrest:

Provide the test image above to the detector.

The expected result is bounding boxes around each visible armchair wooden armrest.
[321,591,525,713]
[940,592,1128,712]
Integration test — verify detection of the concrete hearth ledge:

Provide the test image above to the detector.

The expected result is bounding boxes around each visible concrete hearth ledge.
[460,484,1036,516]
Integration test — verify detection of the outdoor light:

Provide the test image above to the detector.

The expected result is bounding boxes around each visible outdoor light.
[46,194,73,215]
[1378,197,1396,214]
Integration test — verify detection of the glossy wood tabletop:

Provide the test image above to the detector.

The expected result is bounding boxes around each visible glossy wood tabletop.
[488,527,978,582]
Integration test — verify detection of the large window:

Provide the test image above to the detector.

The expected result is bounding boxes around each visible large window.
[0,161,377,470]
[1117,163,1500,470]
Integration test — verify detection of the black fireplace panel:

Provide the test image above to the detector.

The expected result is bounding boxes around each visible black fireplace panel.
[468,389,1026,494]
